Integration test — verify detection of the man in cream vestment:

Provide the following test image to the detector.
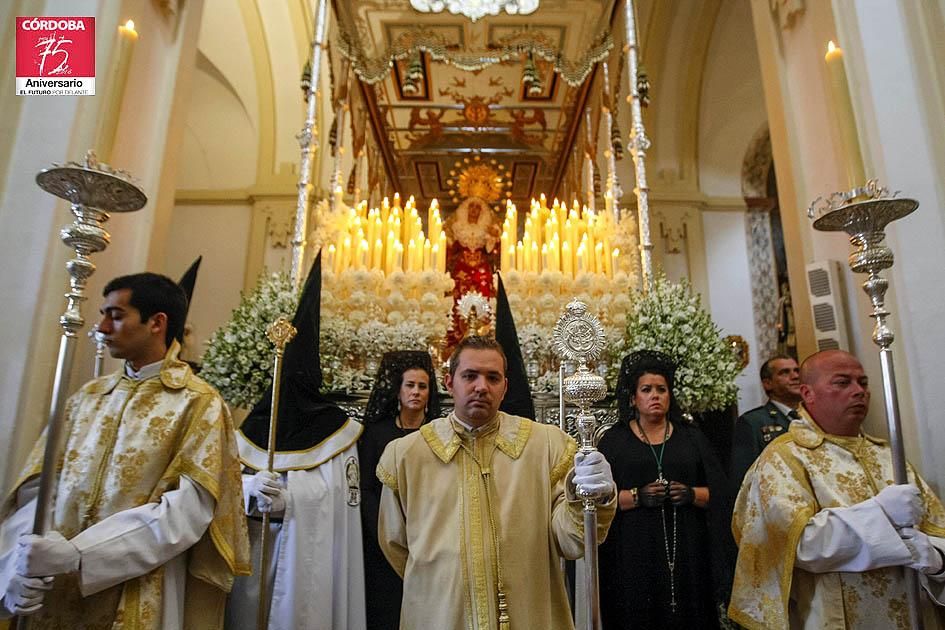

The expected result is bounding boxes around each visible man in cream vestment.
[0,273,250,629]
[730,350,945,630]
[377,336,616,629]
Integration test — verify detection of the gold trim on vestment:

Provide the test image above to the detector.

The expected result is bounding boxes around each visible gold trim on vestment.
[376,462,398,491]
[551,439,578,486]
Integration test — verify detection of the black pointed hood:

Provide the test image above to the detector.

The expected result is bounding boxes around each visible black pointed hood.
[239,251,348,452]
[495,273,535,420]
[177,256,202,321]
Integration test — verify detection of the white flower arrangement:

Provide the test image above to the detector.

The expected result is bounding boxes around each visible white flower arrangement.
[201,272,299,409]
[202,263,456,400]
[624,274,739,413]
[320,267,454,392]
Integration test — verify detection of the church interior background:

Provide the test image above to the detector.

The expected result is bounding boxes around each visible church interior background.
[2,0,945,498]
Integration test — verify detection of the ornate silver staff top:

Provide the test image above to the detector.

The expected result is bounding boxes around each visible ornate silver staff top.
[35,150,147,338]
[808,179,917,352]
[553,300,608,450]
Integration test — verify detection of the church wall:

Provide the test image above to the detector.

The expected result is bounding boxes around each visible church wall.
[749,0,944,489]
[196,0,260,142]
[177,63,258,190]
[696,0,770,412]
[0,1,27,191]
[698,0,768,199]
[0,0,126,495]
[257,0,305,177]
[0,90,89,497]
[702,210,763,412]
[164,203,253,361]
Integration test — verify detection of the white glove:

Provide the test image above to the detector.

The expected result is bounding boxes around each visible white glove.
[2,574,53,616]
[16,531,80,577]
[900,527,945,575]
[573,451,615,499]
[873,484,922,528]
[249,470,286,514]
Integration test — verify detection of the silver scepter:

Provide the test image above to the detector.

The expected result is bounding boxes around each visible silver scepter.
[257,316,297,630]
[623,0,654,289]
[809,179,922,630]
[31,151,146,537]
[290,0,330,289]
[553,301,608,630]
[16,152,145,630]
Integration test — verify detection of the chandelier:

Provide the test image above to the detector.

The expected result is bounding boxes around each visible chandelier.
[409,0,538,22]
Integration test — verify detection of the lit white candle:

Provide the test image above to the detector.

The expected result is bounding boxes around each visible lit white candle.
[327,244,336,273]
[825,41,866,188]
[341,236,352,270]
[97,20,138,159]
[373,238,383,270]
[359,239,370,269]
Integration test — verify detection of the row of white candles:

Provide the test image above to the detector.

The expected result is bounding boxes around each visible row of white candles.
[500,194,619,277]
[325,192,446,275]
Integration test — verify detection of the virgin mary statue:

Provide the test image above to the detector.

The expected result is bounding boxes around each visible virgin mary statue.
[446,196,499,343]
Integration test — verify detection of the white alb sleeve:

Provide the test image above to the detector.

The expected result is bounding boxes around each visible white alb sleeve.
[70,475,216,596]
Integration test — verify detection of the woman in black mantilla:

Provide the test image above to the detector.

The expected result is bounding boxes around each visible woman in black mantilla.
[597,350,735,629]
[359,350,441,629]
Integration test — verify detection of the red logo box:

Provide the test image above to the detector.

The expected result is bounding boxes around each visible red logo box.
[16,16,95,95]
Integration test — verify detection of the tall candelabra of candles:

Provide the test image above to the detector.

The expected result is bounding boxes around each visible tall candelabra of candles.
[499,194,620,278]
[325,192,446,275]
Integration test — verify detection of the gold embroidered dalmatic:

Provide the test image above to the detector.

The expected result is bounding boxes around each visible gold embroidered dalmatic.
[377,412,615,630]
[5,342,251,629]
[729,411,945,630]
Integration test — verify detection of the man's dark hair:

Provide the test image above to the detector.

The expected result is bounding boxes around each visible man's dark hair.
[760,354,795,382]
[103,273,188,347]
[448,335,507,378]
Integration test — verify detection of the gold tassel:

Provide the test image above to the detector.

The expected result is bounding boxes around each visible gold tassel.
[497,588,511,630]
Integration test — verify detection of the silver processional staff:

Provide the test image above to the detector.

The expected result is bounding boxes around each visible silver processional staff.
[19,151,145,629]
[553,300,608,630]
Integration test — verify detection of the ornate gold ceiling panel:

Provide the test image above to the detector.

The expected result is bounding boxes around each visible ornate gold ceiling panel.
[338,25,612,87]
[334,0,617,211]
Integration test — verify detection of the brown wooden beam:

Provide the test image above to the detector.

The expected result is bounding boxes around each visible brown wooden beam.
[358,79,403,193]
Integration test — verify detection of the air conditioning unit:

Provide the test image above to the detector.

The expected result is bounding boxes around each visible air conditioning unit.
[805,260,850,351]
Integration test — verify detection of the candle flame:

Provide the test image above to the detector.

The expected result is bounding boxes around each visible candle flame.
[827,40,837,53]
[124,20,135,32]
